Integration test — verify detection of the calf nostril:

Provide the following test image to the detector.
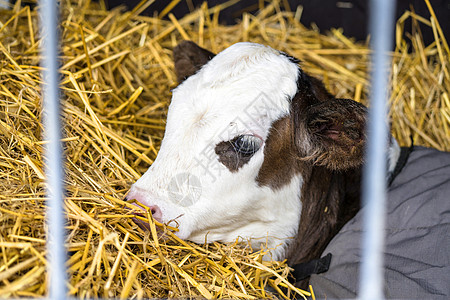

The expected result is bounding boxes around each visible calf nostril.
[149,205,162,221]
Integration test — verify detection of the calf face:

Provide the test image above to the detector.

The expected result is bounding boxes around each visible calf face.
[126,41,370,261]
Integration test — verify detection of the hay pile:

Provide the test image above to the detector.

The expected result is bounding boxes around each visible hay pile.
[0,0,448,298]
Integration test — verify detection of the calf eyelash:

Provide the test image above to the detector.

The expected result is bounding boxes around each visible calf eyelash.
[233,134,263,156]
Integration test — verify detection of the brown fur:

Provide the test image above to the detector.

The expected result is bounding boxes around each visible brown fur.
[214,138,253,172]
[173,41,215,83]
[256,117,301,189]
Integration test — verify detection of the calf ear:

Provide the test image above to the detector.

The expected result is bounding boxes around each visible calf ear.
[173,41,215,83]
[294,98,367,170]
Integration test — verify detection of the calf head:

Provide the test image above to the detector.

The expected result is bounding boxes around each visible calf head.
[126,41,369,261]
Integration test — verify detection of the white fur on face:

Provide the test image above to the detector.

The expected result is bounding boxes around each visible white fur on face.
[127,42,302,260]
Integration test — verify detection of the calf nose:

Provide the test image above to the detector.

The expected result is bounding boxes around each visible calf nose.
[148,205,162,221]
[125,194,163,223]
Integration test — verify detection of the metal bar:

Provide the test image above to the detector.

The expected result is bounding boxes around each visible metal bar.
[39,0,67,299]
[0,1,10,9]
[359,0,396,299]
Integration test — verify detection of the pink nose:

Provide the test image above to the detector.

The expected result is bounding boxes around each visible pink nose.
[125,194,163,223]
[149,205,162,222]
[130,202,163,223]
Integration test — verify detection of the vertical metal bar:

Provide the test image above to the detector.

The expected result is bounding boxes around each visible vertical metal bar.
[39,0,67,299]
[359,0,396,299]
[0,1,10,9]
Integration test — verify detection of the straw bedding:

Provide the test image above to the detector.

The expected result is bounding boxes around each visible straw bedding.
[0,0,448,298]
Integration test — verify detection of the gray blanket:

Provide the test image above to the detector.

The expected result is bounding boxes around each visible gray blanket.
[310,146,450,299]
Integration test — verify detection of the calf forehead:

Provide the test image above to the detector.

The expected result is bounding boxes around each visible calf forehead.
[199,42,299,88]
[171,42,300,137]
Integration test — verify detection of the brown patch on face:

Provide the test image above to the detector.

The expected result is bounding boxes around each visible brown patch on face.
[256,73,366,189]
[255,72,336,189]
[256,117,305,189]
[214,137,253,172]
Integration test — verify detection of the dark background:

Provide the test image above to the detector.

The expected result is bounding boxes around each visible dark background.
[105,0,450,47]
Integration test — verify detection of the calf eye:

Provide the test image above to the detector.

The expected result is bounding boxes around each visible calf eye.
[215,134,263,172]
[233,135,263,156]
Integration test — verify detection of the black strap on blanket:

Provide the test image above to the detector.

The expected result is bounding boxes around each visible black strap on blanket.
[388,138,414,187]
[291,253,332,282]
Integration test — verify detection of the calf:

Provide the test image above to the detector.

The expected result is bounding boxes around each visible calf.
[126,41,399,271]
